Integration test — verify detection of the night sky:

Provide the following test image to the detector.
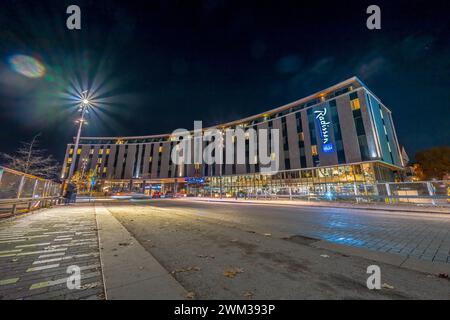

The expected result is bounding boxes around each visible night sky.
[0,0,449,163]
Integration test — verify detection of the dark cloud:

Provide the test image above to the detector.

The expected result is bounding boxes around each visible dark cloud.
[0,0,448,160]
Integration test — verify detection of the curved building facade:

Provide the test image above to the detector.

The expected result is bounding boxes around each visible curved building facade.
[61,77,404,197]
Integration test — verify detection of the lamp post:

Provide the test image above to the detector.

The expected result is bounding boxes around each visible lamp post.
[66,91,91,185]
[219,129,224,199]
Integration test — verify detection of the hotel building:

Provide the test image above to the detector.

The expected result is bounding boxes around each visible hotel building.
[61,77,404,197]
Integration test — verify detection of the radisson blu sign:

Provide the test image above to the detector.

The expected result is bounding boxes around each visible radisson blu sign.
[314,107,334,153]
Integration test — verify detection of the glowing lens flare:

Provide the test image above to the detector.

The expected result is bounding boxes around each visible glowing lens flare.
[8,54,46,78]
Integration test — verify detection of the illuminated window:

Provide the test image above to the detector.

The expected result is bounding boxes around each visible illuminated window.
[311,145,318,156]
[116,139,124,145]
[298,132,304,141]
[106,148,110,154]
[97,158,102,164]
[67,158,72,164]
[350,99,361,110]
[149,156,153,162]
[99,149,103,154]
[69,148,74,155]
[77,148,81,154]
[103,167,107,173]
[90,148,94,154]
[159,146,163,153]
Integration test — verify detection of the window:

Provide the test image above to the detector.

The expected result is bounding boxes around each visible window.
[159,146,163,153]
[298,132,304,141]
[97,158,102,164]
[349,92,358,100]
[99,149,103,154]
[103,167,107,173]
[69,148,74,154]
[67,158,72,163]
[106,148,111,154]
[90,148,94,154]
[77,148,81,154]
[351,98,361,110]
[311,145,318,156]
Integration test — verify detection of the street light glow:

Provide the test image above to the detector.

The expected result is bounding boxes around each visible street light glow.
[82,99,89,105]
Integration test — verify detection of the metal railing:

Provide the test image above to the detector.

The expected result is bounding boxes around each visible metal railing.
[0,166,62,218]
[213,180,450,208]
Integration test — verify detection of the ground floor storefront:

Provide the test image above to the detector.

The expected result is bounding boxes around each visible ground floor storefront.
[92,161,411,199]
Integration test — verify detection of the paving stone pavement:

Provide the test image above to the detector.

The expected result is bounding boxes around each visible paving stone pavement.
[0,204,104,300]
[162,199,450,264]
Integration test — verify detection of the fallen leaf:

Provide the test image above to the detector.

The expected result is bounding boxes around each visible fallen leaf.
[186,292,196,299]
[382,283,394,289]
[320,254,330,258]
[223,268,245,278]
[263,233,272,237]
[243,291,254,299]
[80,282,99,289]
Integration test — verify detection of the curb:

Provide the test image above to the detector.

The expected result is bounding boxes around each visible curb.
[94,204,188,300]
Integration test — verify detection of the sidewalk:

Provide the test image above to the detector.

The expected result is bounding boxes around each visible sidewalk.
[0,204,188,300]
[186,197,450,214]
[95,204,187,299]
[0,204,103,300]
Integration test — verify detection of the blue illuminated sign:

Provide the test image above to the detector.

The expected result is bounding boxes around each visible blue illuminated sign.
[322,143,334,153]
[184,177,206,184]
[314,107,335,153]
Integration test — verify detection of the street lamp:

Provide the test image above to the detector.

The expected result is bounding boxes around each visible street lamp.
[66,91,91,185]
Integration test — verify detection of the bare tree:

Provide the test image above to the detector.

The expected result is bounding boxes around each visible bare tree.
[0,133,61,180]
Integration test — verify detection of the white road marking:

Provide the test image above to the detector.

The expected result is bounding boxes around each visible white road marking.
[26,263,60,272]
[0,249,22,254]
[33,252,99,264]
[38,252,66,259]
[15,242,51,248]
[16,248,68,256]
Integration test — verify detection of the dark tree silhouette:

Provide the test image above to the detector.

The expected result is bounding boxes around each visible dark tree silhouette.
[414,146,450,180]
[0,133,61,180]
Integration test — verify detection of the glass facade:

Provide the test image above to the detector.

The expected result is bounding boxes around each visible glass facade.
[62,77,405,198]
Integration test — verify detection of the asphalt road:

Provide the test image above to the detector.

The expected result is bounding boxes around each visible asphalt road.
[126,199,450,263]
[105,199,450,299]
